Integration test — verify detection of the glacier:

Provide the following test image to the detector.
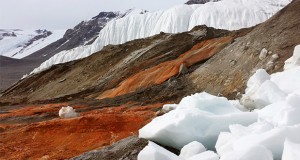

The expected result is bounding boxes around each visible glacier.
[31,0,292,74]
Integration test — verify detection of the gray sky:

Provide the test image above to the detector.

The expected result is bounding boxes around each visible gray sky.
[0,0,187,30]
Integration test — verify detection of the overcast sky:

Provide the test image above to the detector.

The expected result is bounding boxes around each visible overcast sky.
[0,0,187,30]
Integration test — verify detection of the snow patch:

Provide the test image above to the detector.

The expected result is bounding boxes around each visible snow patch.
[137,141,183,160]
[271,67,300,94]
[282,139,300,160]
[179,141,206,159]
[216,46,300,159]
[162,104,178,113]
[216,124,300,159]
[258,93,300,127]
[219,145,273,160]
[59,106,79,118]
[187,151,219,160]
[284,45,300,70]
[240,69,273,110]
[139,92,257,150]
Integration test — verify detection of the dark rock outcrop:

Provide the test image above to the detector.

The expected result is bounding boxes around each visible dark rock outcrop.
[185,0,220,5]
[71,136,148,160]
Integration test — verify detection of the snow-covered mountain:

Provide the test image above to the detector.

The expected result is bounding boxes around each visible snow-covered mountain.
[0,29,65,59]
[24,12,120,62]
[0,10,143,60]
[31,0,292,75]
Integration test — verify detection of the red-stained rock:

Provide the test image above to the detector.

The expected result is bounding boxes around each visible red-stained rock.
[98,37,232,99]
[0,103,163,159]
[0,103,68,119]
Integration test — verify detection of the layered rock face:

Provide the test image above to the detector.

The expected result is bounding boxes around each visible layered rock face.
[0,26,231,103]
[97,36,233,99]
[0,0,300,159]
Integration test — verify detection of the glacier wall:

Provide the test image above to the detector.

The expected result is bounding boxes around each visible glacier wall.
[31,0,292,74]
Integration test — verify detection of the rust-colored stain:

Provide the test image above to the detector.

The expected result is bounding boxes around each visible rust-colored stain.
[98,37,233,99]
[0,103,163,159]
[0,103,68,119]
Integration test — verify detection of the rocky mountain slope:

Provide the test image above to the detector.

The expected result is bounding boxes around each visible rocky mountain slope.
[0,10,141,91]
[24,10,144,62]
[32,0,290,75]
[1,25,233,103]
[0,0,299,159]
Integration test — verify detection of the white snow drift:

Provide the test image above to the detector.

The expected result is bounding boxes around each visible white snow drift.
[187,151,219,160]
[138,45,300,160]
[138,141,219,160]
[282,140,300,160]
[219,144,273,160]
[59,106,79,118]
[284,45,300,70]
[240,69,287,110]
[216,45,300,159]
[179,141,206,159]
[139,92,257,150]
[240,44,300,110]
[31,0,291,74]
[138,141,183,160]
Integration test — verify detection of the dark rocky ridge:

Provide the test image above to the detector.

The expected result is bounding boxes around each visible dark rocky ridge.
[0,30,17,40]
[70,136,148,160]
[25,11,120,62]
[185,0,220,5]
